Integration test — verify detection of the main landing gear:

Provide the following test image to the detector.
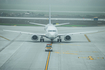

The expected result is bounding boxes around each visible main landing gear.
[40,36,44,42]
[57,36,62,42]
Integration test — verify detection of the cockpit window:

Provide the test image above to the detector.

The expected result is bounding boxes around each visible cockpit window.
[53,30,56,32]
[48,30,56,32]
[48,30,52,32]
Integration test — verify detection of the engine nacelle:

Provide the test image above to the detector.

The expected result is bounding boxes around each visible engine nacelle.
[32,35,38,40]
[64,35,71,41]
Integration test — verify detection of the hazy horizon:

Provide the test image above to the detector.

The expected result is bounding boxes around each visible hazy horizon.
[0,0,105,7]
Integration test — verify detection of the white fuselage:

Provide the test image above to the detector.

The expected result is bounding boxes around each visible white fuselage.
[45,24,58,40]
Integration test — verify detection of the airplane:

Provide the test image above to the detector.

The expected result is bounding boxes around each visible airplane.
[3,7,71,43]
[3,7,103,43]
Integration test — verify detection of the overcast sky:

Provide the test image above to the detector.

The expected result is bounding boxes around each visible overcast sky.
[1,0,105,7]
[22,0,105,6]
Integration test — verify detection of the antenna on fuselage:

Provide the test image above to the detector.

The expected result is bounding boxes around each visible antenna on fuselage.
[49,5,51,24]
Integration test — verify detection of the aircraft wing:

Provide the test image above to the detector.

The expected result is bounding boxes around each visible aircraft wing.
[58,30,105,36]
[54,23,70,26]
[3,30,45,36]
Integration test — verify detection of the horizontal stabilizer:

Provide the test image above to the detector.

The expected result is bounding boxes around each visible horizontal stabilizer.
[29,22,46,26]
[55,23,70,26]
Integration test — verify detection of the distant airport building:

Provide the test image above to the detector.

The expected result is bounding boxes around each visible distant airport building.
[94,17,98,21]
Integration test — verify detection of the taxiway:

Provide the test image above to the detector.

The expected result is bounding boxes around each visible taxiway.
[0,26,105,70]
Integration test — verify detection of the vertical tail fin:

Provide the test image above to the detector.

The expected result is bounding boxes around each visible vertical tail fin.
[49,5,51,24]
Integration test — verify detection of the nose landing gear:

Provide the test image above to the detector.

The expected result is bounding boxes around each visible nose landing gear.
[51,39,53,43]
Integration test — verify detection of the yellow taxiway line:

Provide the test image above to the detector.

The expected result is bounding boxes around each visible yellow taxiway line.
[0,35,10,41]
[45,52,51,70]
[84,34,91,42]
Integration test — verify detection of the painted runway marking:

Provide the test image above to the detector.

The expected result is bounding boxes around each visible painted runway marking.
[59,44,80,46]
[0,35,10,41]
[45,52,51,70]
[84,34,91,42]
[54,51,99,54]
[88,56,94,60]
[63,52,78,55]
[54,51,78,55]
[78,56,104,60]
[0,33,21,52]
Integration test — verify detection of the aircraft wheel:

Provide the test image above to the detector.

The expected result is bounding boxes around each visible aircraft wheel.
[40,39,42,42]
[51,39,53,43]
[43,39,44,42]
[57,39,62,42]
[40,39,44,42]
[59,39,62,42]
[57,39,59,42]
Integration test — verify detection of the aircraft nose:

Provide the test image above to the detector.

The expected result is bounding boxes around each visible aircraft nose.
[50,32,54,35]
[49,33,55,38]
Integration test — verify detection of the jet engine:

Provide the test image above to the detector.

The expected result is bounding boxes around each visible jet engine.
[64,35,71,41]
[32,35,38,40]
